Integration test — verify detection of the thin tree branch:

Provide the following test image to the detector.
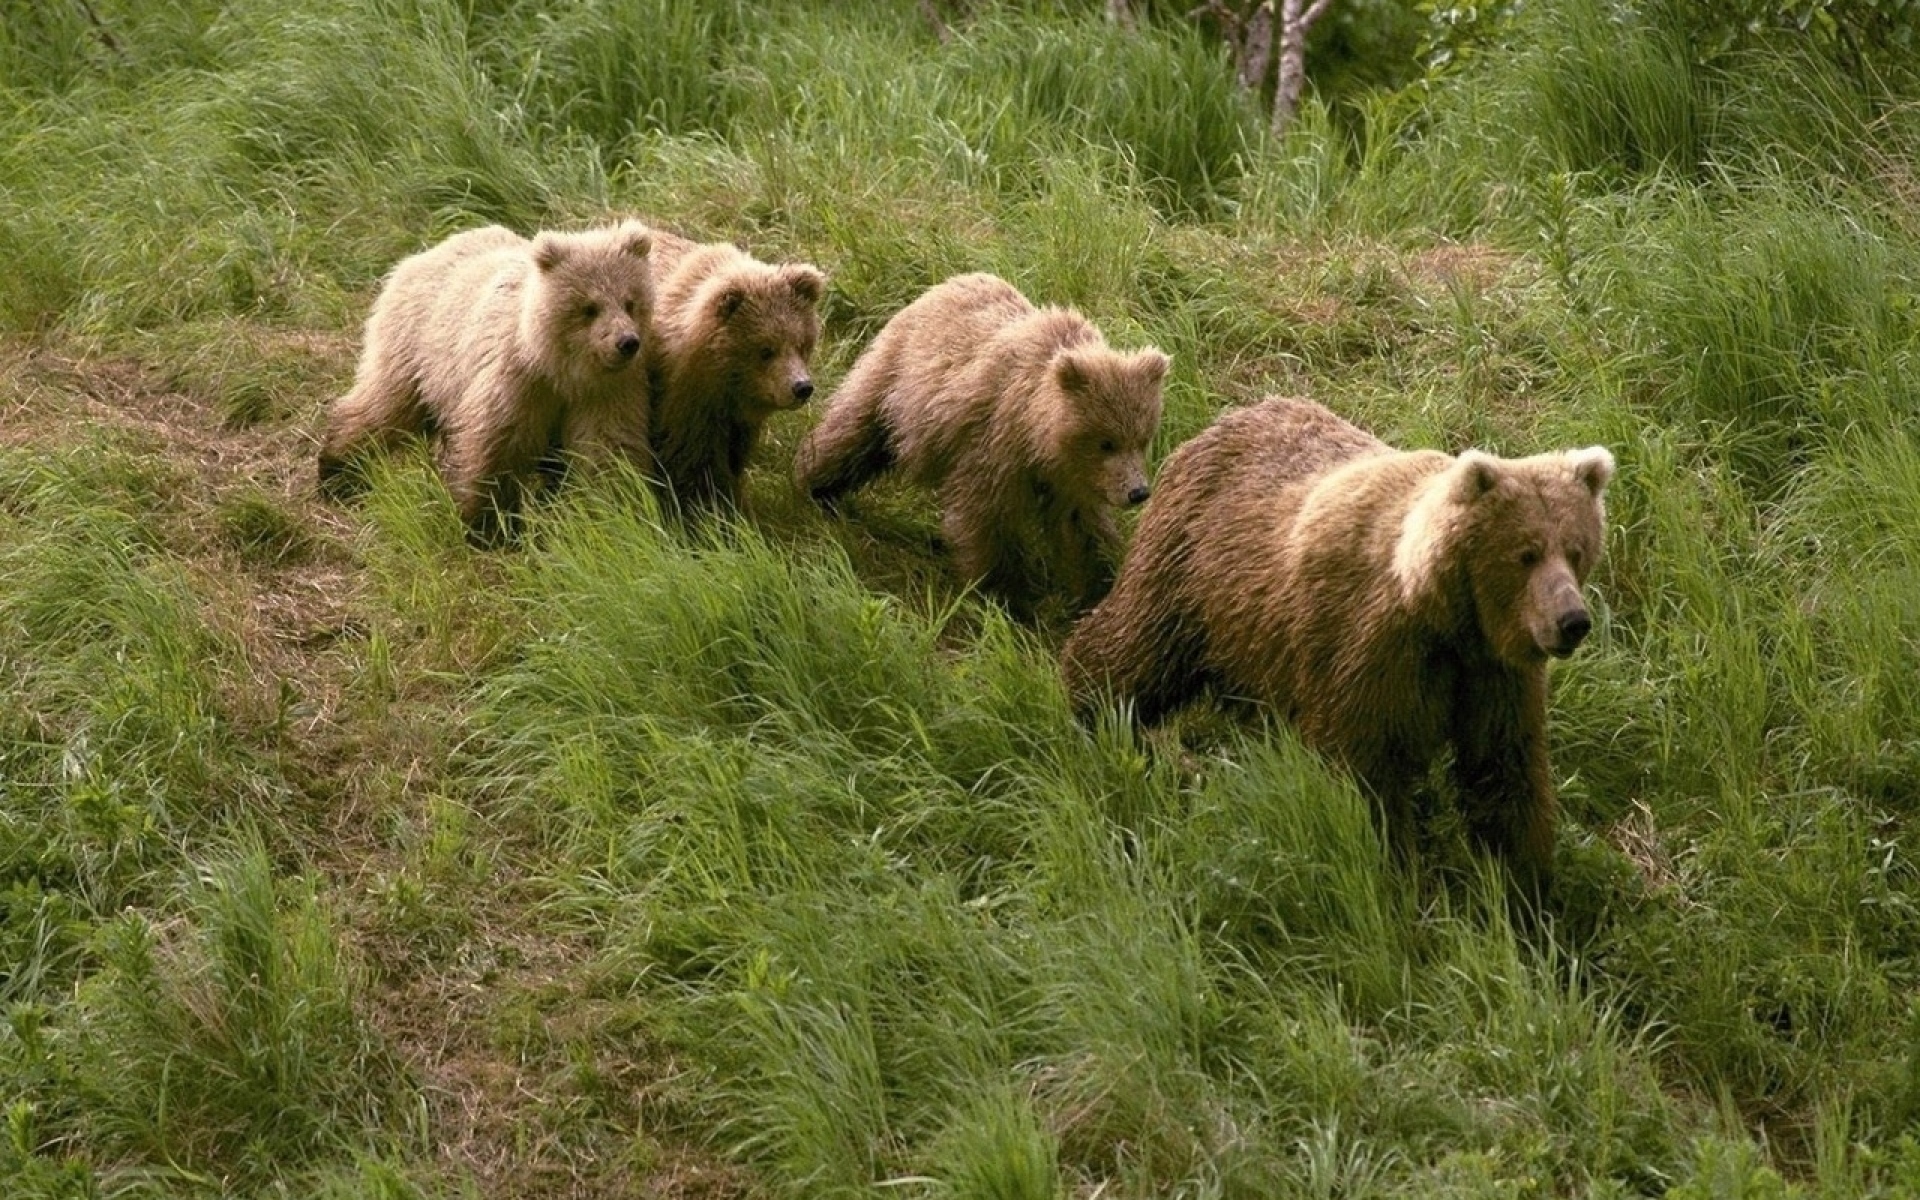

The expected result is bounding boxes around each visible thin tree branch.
[72,0,123,57]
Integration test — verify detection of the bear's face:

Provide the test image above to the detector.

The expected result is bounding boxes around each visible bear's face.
[529,222,655,381]
[1050,346,1170,508]
[705,263,826,416]
[1453,447,1614,667]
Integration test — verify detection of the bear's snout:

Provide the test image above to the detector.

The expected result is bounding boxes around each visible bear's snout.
[1126,484,1151,506]
[616,332,642,359]
[1549,608,1591,657]
[792,378,815,404]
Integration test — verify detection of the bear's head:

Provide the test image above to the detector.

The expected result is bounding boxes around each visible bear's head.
[697,261,827,416]
[1398,446,1615,667]
[1046,345,1170,509]
[526,220,655,385]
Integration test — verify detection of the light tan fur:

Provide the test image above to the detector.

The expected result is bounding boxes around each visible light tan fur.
[794,272,1168,619]
[645,232,826,517]
[317,220,656,541]
[1061,396,1614,898]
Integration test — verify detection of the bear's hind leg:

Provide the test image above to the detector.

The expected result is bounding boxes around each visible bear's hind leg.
[318,371,428,498]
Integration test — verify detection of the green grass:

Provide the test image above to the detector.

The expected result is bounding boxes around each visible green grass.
[4,0,1920,1195]
[65,839,417,1190]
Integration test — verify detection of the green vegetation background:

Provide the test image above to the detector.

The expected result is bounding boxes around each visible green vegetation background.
[4,0,1920,1196]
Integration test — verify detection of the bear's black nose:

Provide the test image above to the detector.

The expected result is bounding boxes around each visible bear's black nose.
[792,379,815,403]
[1556,610,1591,651]
[1126,485,1151,506]
[616,333,641,358]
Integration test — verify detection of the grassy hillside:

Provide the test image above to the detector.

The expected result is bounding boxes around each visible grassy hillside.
[4,0,1920,1196]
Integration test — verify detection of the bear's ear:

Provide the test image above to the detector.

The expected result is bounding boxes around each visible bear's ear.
[783,264,825,306]
[619,223,653,260]
[711,284,748,322]
[1449,450,1502,503]
[1054,351,1093,396]
[1569,445,1615,497]
[1135,349,1170,385]
[532,233,569,274]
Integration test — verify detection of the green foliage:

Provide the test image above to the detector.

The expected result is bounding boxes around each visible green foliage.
[0,0,97,94]
[931,12,1256,215]
[0,443,276,914]
[3,0,1920,1195]
[502,0,754,144]
[1422,0,1702,185]
[68,842,416,1188]
[1575,180,1901,490]
[1690,0,1920,65]
[929,1088,1063,1200]
[1424,0,1920,77]
[217,491,314,565]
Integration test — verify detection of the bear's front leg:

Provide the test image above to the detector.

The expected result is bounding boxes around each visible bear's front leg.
[1450,667,1556,904]
[1054,504,1122,616]
[443,399,549,545]
[944,505,1039,620]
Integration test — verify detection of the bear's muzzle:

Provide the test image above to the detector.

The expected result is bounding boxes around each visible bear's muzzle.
[1550,608,1591,657]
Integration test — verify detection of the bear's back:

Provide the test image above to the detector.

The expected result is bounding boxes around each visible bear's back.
[370,227,532,394]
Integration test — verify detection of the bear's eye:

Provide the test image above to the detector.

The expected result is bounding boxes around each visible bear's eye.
[1568,547,1585,573]
[759,346,777,363]
[1518,548,1542,569]
[581,303,601,321]
[1099,438,1117,454]
[623,299,636,316]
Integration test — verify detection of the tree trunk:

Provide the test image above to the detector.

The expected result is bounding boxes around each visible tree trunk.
[1237,1,1273,94]
[1273,0,1334,137]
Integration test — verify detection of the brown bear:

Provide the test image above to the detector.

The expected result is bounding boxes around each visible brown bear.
[1060,396,1615,897]
[317,220,656,541]
[644,230,827,517]
[792,272,1169,619]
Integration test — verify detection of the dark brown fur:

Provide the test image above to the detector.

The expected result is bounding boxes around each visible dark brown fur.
[645,231,826,517]
[1061,396,1615,896]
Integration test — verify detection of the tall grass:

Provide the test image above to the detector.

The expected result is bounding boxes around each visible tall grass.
[1571,180,1902,491]
[5,0,1920,1194]
[459,489,1727,1195]
[1780,409,1920,805]
[1488,0,1700,183]
[499,0,755,145]
[0,442,274,914]
[67,841,417,1189]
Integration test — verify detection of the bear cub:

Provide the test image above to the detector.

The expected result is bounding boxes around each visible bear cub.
[794,272,1168,619]
[1061,396,1614,898]
[317,220,656,542]
[645,230,827,518]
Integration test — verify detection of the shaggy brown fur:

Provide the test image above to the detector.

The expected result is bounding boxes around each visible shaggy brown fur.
[1061,396,1615,896]
[317,220,655,541]
[793,272,1168,619]
[645,231,826,517]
